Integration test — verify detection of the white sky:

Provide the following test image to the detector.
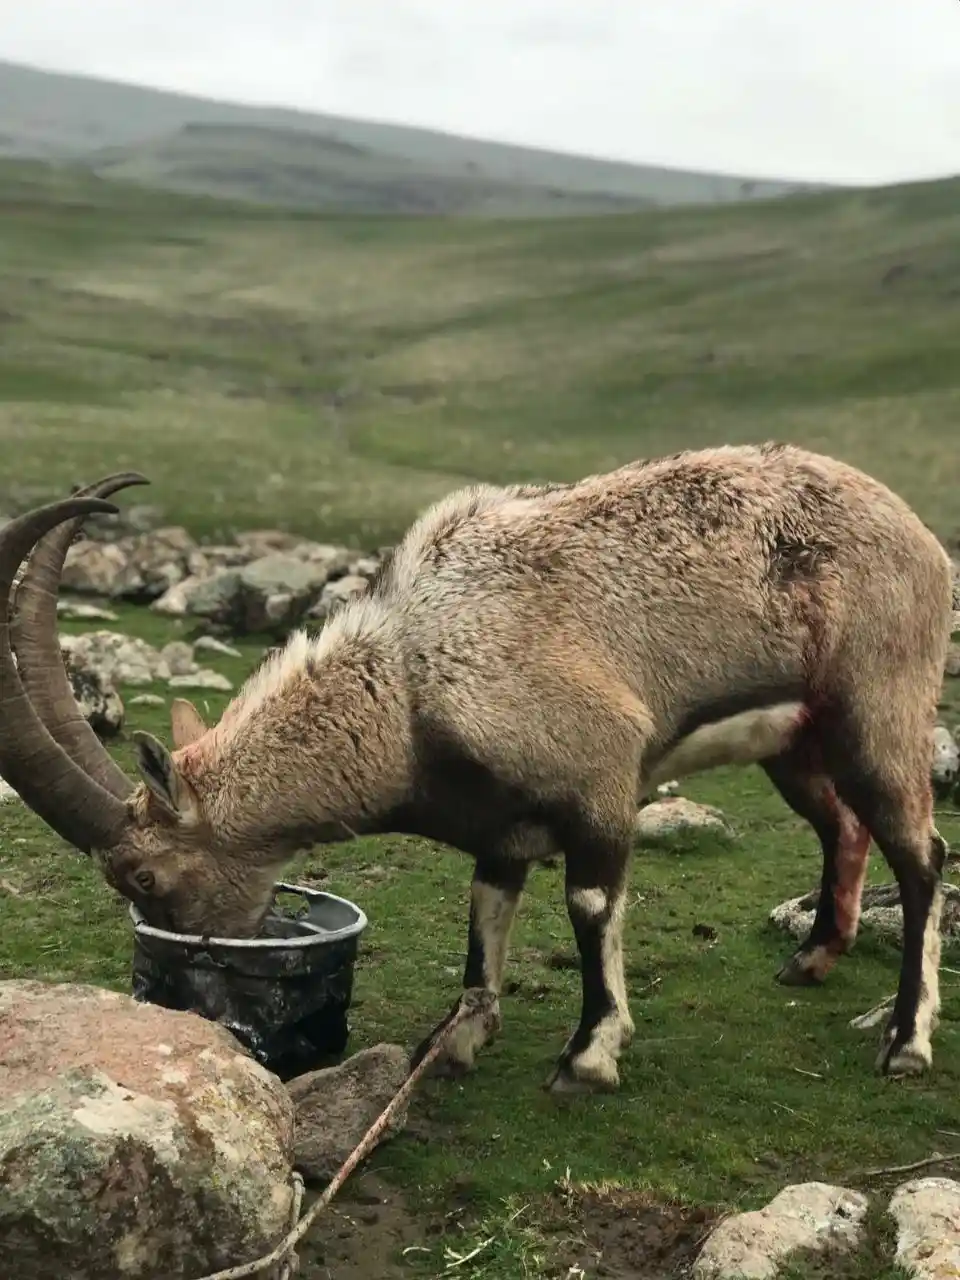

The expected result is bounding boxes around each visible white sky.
[3,0,959,184]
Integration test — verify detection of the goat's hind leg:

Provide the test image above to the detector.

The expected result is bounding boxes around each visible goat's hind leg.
[823,716,946,1076]
[546,838,634,1095]
[764,747,871,986]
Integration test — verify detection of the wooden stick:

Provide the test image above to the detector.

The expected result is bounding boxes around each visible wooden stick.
[192,989,498,1280]
[861,1151,960,1179]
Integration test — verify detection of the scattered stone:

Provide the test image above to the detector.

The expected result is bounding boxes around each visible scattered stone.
[129,693,165,707]
[633,797,734,844]
[0,979,295,1280]
[945,643,960,678]
[287,1044,411,1184]
[60,630,170,686]
[233,529,302,558]
[159,639,198,677]
[151,574,203,618]
[64,659,124,738]
[109,526,197,602]
[194,634,242,658]
[307,573,370,623]
[889,1177,960,1280]
[60,540,128,595]
[168,669,233,692]
[770,882,960,949]
[348,555,382,582]
[933,725,959,796]
[56,599,119,622]
[692,1182,868,1280]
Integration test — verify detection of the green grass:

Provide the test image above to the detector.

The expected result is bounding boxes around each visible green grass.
[2,163,960,1277]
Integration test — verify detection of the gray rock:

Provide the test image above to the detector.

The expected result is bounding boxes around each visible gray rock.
[889,1177,960,1279]
[770,882,960,949]
[932,726,959,796]
[168,669,233,692]
[65,659,125,738]
[693,1182,868,1279]
[307,573,370,624]
[233,529,302,558]
[60,540,127,595]
[109,527,197,602]
[0,778,20,803]
[194,635,242,658]
[287,1044,410,1183]
[129,693,166,708]
[180,555,336,636]
[159,640,198,677]
[348,555,382,582]
[0,979,295,1280]
[151,574,208,618]
[62,528,199,603]
[945,643,960,678]
[633,797,734,844]
[56,599,119,622]
[60,631,170,686]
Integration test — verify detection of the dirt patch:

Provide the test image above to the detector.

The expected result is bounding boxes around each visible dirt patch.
[542,1183,720,1279]
[294,1174,721,1279]
[297,1172,427,1279]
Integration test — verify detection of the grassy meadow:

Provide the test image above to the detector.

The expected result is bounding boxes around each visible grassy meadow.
[1,159,960,1278]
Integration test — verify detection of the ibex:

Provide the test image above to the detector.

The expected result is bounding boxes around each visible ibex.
[0,444,952,1093]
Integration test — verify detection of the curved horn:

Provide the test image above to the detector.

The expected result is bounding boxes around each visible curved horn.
[11,472,149,800]
[0,498,132,853]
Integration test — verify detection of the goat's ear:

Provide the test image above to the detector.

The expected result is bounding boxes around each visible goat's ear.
[133,731,203,826]
[170,698,207,749]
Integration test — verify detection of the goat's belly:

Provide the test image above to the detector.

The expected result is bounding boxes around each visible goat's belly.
[644,702,807,789]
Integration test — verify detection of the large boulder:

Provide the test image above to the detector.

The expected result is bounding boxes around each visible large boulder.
[0,980,295,1280]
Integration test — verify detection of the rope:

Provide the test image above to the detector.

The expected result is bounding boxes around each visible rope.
[191,988,498,1280]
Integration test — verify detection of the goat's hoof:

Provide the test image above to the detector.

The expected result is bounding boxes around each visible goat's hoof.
[876,1028,931,1077]
[544,1054,620,1096]
[776,944,839,986]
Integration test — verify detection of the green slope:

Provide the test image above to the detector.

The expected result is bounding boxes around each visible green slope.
[0,156,956,549]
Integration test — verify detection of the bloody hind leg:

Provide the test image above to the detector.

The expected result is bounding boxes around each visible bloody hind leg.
[764,745,871,985]
[821,714,945,1075]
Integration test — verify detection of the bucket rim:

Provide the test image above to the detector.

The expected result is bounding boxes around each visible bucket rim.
[129,881,368,950]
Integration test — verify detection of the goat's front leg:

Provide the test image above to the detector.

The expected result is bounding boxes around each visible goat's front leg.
[546,842,634,1094]
[412,853,528,1076]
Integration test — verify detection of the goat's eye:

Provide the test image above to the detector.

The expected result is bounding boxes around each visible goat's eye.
[133,868,156,894]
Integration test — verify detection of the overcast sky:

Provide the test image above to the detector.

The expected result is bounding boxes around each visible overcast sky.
[3,0,959,184]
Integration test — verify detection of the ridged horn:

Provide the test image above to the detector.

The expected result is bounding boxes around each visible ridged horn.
[11,472,149,800]
[0,498,132,853]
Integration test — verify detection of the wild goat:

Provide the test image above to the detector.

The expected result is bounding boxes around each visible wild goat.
[0,444,952,1093]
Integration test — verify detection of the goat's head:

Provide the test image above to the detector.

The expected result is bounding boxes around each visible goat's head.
[0,476,281,940]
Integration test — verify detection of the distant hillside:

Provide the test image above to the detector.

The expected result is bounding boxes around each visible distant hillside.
[0,59,827,216]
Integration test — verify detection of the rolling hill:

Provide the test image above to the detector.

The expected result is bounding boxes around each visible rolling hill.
[0,59,826,216]
[0,154,957,549]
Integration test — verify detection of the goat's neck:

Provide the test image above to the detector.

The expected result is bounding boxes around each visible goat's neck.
[197,634,414,857]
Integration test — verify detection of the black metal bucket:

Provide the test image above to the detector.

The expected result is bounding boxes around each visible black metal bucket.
[129,883,368,1081]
